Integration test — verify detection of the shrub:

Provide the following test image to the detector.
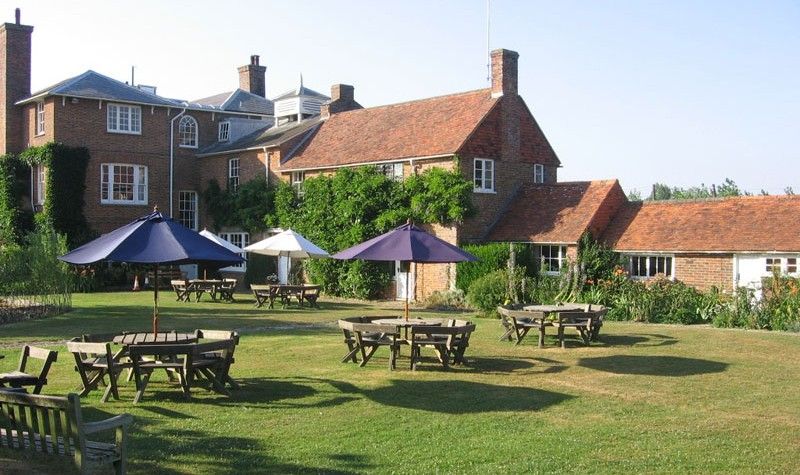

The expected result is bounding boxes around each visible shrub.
[456,242,535,293]
[466,270,510,315]
[423,289,466,310]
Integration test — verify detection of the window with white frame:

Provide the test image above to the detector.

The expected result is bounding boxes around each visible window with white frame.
[765,257,782,273]
[474,158,494,192]
[291,171,305,192]
[107,103,142,134]
[534,164,544,184]
[788,258,798,274]
[228,158,240,191]
[178,191,198,230]
[218,121,230,142]
[629,255,673,278]
[376,163,403,181]
[540,245,567,274]
[35,165,46,205]
[178,116,198,148]
[101,164,147,204]
[219,232,249,271]
[36,102,45,135]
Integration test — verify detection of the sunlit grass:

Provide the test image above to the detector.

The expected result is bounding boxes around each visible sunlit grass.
[1,291,799,474]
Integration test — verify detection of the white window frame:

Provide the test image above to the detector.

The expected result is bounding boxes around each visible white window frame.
[178,115,198,148]
[291,171,305,193]
[376,163,403,181]
[178,191,198,230]
[787,257,798,275]
[218,121,230,142]
[100,163,148,205]
[107,103,142,135]
[35,101,45,135]
[628,254,675,279]
[35,165,46,205]
[219,232,249,272]
[228,158,240,191]
[534,164,544,184]
[474,158,495,193]
[540,245,567,275]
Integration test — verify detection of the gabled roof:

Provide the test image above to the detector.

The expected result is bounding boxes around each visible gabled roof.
[197,117,322,157]
[272,85,330,102]
[603,195,800,253]
[193,89,274,115]
[281,89,499,170]
[487,180,625,244]
[18,70,176,106]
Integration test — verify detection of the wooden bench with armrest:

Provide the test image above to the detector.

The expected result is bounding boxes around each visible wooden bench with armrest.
[0,391,132,474]
[497,305,549,348]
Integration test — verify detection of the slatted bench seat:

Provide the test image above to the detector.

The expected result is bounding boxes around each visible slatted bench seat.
[0,391,132,474]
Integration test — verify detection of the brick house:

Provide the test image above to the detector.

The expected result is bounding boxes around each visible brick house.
[2,10,798,299]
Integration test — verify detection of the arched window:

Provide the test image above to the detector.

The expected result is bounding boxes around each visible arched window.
[178,115,198,148]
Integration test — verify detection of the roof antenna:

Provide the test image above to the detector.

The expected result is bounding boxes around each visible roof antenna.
[486,0,491,83]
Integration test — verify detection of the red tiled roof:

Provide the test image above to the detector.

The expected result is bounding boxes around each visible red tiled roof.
[281,89,499,170]
[603,195,800,252]
[487,180,625,243]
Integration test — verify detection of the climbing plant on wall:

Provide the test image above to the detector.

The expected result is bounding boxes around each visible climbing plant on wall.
[0,153,34,245]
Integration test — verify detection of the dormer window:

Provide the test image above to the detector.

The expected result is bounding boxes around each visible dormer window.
[218,121,230,142]
[534,164,544,184]
[178,116,198,148]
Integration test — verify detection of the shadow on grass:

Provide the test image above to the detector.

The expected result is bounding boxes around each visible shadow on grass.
[364,379,573,414]
[578,355,728,376]
[597,334,678,347]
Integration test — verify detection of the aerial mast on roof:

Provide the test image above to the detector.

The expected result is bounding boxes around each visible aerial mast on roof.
[486,0,491,83]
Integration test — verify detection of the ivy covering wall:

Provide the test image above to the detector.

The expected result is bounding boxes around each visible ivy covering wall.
[0,154,34,245]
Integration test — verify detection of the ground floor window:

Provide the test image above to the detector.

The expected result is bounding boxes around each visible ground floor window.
[101,163,147,204]
[178,191,198,230]
[219,232,249,271]
[539,245,567,274]
[766,256,798,275]
[629,255,673,278]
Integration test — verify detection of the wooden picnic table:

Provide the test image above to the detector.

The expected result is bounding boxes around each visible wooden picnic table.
[251,284,321,309]
[189,279,224,301]
[372,317,444,341]
[522,304,587,313]
[112,332,196,346]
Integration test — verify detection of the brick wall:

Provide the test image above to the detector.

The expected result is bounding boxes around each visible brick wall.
[413,223,458,300]
[674,253,733,292]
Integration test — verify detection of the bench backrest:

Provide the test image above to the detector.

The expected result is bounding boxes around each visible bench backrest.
[196,329,239,343]
[15,346,58,394]
[0,391,84,464]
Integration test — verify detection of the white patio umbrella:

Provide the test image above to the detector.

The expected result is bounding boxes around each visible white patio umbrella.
[199,229,244,278]
[243,229,329,283]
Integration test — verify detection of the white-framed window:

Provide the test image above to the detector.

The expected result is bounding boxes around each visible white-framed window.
[376,163,403,181]
[765,257,782,273]
[101,164,148,205]
[534,164,544,184]
[178,191,198,230]
[228,158,240,191]
[291,171,305,193]
[788,258,798,274]
[35,101,45,135]
[540,245,567,275]
[629,255,674,278]
[178,116,198,148]
[218,121,230,142]
[35,165,46,205]
[219,232,249,272]
[107,103,142,134]
[474,158,495,192]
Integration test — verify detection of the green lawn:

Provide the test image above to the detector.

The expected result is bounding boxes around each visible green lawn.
[1,292,799,474]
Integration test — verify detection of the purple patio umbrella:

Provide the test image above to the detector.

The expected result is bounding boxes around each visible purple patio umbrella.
[59,208,244,334]
[333,221,477,320]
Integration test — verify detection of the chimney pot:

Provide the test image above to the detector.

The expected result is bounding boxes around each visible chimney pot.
[15,8,20,24]
[490,49,519,97]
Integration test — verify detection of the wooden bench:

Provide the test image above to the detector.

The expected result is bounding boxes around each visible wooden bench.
[145,268,184,289]
[497,305,550,348]
[0,346,58,394]
[0,391,132,474]
[554,311,594,348]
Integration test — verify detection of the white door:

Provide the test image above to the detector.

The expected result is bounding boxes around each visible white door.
[395,261,415,301]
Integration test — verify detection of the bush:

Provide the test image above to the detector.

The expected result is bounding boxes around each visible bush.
[423,289,466,310]
[456,242,535,293]
[466,270,510,315]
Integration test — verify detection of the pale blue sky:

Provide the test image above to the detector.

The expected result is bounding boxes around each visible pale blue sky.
[13,0,799,195]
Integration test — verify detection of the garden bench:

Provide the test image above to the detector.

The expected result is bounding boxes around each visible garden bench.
[195,329,240,389]
[409,323,475,370]
[251,284,277,308]
[128,339,236,403]
[0,391,132,474]
[171,279,191,302]
[0,346,58,394]
[217,278,237,302]
[338,317,397,364]
[66,341,130,403]
[497,306,549,348]
[349,323,400,370]
[554,311,594,348]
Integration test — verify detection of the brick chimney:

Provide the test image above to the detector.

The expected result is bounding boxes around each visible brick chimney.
[490,49,519,98]
[238,55,266,97]
[0,8,33,154]
[320,83,362,119]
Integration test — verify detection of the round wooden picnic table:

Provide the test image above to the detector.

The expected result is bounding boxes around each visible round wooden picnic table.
[372,318,443,327]
[112,332,196,346]
[522,304,587,313]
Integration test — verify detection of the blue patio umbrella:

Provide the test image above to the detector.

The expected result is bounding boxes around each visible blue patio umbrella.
[59,209,244,333]
[333,221,477,320]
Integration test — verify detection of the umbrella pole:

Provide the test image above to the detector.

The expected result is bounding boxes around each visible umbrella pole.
[404,261,409,321]
[153,264,159,335]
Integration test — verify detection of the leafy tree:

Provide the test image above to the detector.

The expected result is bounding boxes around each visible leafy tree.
[203,177,274,233]
[626,188,643,202]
